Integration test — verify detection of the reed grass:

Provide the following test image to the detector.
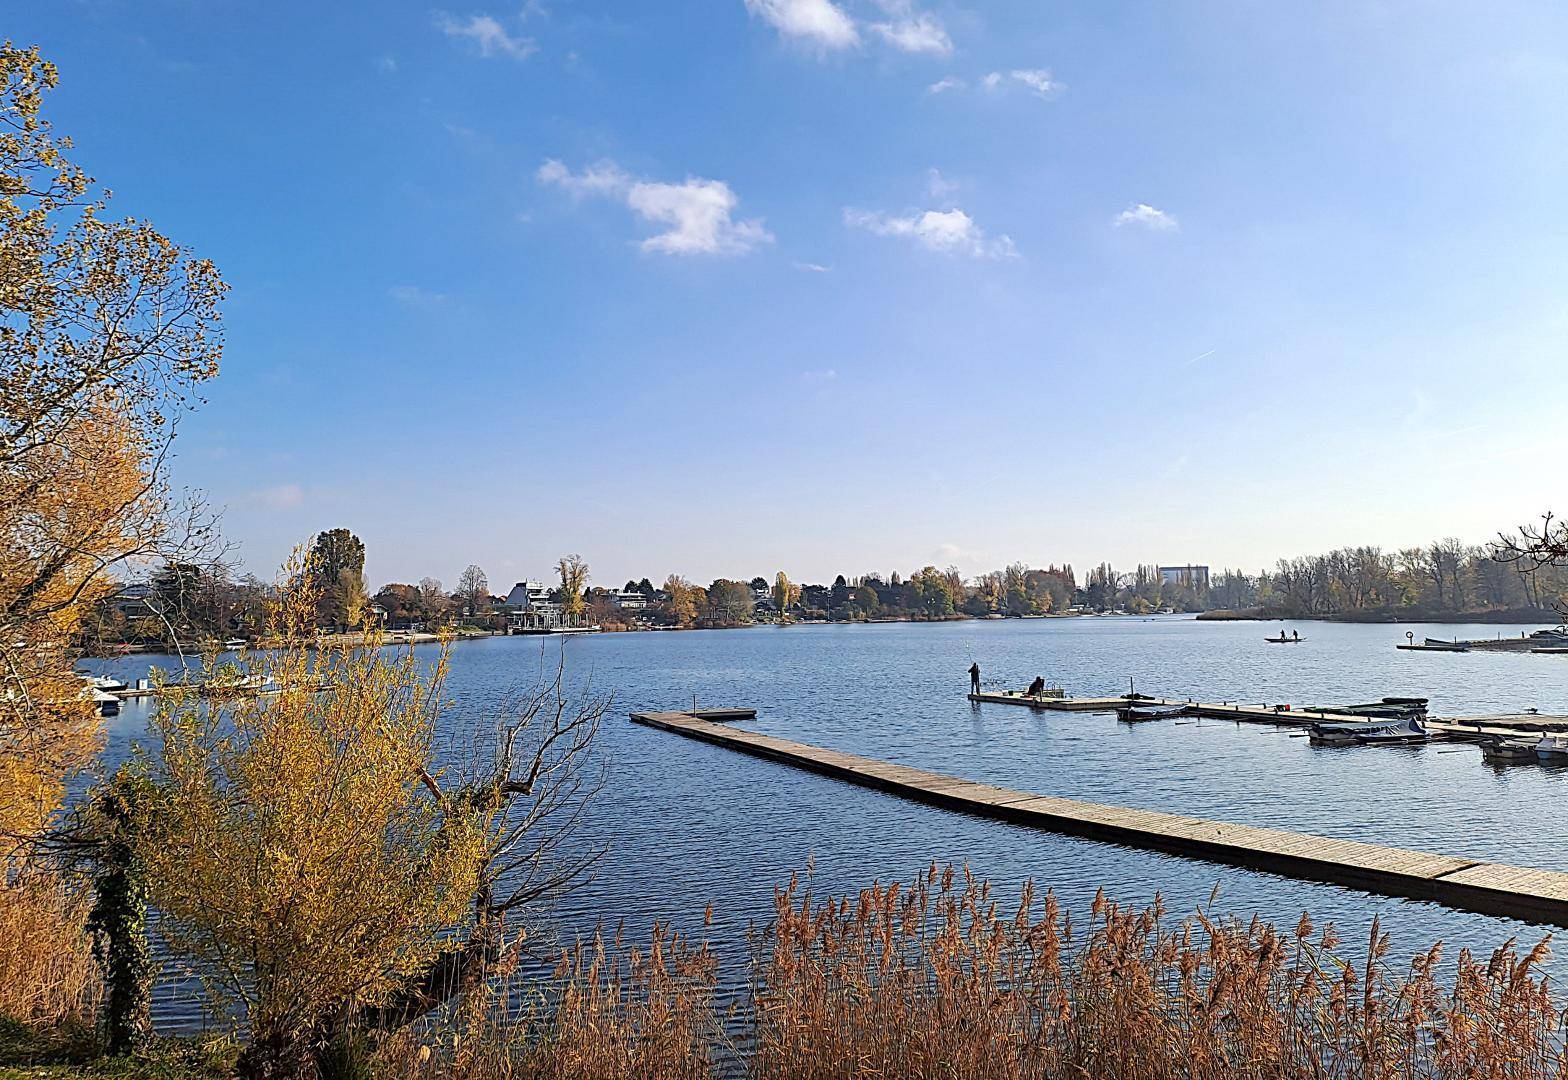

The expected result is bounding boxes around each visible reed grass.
[382,865,1567,1079]
[0,871,97,1029]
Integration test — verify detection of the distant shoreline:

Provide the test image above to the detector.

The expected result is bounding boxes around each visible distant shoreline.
[1197,606,1557,625]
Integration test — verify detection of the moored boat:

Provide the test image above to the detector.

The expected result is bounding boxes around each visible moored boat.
[1305,697,1429,721]
[1535,734,1568,761]
[1309,716,1427,747]
[1480,735,1540,764]
[1116,704,1190,723]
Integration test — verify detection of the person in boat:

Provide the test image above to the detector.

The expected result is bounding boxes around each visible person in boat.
[1026,675,1046,697]
[1292,629,1299,641]
[969,662,981,695]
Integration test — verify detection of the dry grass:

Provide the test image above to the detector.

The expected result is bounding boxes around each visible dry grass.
[381,921,725,1080]
[0,871,97,1029]
[378,866,1568,1079]
[754,864,1567,1080]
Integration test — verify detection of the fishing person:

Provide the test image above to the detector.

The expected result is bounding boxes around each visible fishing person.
[969,662,981,695]
[1026,675,1046,697]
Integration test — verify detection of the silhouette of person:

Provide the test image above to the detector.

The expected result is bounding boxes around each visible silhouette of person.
[1027,676,1046,697]
[969,662,980,695]
[1292,629,1300,641]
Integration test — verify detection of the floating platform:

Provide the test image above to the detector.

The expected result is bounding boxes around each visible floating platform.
[972,692,1378,727]
[629,710,1568,927]
[1397,644,1470,653]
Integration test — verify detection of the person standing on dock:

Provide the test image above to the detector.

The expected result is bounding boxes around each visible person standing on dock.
[969,662,981,695]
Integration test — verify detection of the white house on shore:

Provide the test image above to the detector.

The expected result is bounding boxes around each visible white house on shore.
[501,579,599,632]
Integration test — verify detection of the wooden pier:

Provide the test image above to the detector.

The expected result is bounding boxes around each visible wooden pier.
[630,710,1568,926]
[971,692,1381,727]
[970,691,1568,736]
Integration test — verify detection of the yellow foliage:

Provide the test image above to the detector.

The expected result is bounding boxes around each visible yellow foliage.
[1,44,221,846]
[142,560,491,1046]
[0,873,97,1027]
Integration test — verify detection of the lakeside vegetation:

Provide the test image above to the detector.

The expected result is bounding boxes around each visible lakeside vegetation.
[8,41,1568,1080]
[82,531,1568,655]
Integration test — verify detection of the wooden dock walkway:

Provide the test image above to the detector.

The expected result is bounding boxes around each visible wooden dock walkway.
[630,710,1568,927]
[970,692,1568,736]
[971,692,1381,727]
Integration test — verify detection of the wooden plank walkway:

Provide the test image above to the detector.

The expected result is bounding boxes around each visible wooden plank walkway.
[972,692,1379,727]
[630,710,1568,927]
[972,692,1568,736]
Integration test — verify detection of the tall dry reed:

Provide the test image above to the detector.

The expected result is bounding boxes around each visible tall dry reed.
[753,863,1567,1080]
[0,871,97,1028]
[382,921,724,1080]
[383,865,1568,1079]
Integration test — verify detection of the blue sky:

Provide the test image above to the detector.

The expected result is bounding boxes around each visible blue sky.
[20,1,1568,589]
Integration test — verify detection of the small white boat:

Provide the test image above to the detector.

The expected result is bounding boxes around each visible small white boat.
[1536,734,1568,761]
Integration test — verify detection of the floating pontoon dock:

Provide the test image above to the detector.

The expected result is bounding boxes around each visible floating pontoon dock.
[969,692,1568,736]
[630,710,1568,926]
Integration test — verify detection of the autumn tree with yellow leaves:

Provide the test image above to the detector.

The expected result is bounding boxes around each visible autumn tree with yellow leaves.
[142,556,605,1078]
[0,41,225,844]
[556,552,589,619]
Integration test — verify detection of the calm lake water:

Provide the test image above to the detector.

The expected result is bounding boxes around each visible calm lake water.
[89,616,1568,1027]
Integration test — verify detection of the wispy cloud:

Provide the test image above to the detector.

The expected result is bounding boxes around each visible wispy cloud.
[844,206,1018,259]
[1114,203,1179,231]
[793,260,832,272]
[925,167,960,202]
[868,0,951,55]
[388,284,447,308]
[929,69,1062,100]
[244,484,304,510]
[983,68,1061,96]
[745,0,951,56]
[376,54,398,73]
[1182,348,1215,368]
[802,367,839,384]
[538,159,774,256]
[435,12,537,59]
[744,0,859,50]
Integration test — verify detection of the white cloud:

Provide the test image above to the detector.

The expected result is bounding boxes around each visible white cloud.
[538,159,774,256]
[388,284,446,307]
[981,68,1061,97]
[1007,68,1059,96]
[926,75,964,95]
[376,54,398,73]
[435,12,537,59]
[793,261,832,272]
[925,167,960,201]
[1114,203,1179,231]
[802,368,838,383]
[843,206,1018,259]
[536,158,630,197]
[744,0,859,50]
[869,1,951,55]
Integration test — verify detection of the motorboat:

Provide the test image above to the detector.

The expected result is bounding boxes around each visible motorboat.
[1480,735,1540,764]
[1116,704,1190,723]
[1309,717,1427,747]
[1535,734,1568,761]
[1306,697,1428,721]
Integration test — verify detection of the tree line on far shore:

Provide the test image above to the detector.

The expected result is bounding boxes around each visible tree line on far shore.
[82,525,1568,654]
